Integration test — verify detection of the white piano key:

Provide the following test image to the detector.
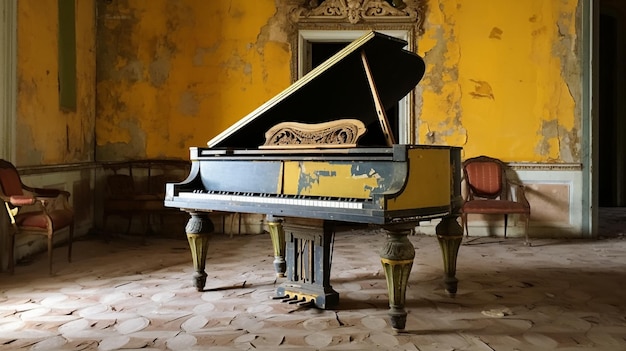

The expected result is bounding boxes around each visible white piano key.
[179,192,364,209]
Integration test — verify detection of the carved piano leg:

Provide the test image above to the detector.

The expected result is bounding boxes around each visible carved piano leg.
[266,215,286,277]
[380,223,416,332]
[185,212,214,291]
[435,215,463,296]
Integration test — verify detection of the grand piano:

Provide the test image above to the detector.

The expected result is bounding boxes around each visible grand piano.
[165,31,463,331]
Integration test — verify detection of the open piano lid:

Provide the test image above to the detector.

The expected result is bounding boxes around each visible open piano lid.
[207,31,426,149]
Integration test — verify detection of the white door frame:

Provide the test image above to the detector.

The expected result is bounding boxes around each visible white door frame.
[583,0,599,237]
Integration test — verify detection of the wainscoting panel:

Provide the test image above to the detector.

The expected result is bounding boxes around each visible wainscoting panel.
[417,163,585,239]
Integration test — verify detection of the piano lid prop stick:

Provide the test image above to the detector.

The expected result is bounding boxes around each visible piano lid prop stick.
[360,50,396,146]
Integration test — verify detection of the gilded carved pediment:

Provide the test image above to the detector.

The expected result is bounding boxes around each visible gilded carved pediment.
[291,0,425,27]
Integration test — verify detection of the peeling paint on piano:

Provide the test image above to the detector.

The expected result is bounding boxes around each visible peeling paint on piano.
[284,162,386,199]
[313,170,337,177]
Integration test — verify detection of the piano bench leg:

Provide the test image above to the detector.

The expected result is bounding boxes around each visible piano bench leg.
[435,216,463,296]
[186,213,214,291]
[380,223,415,332]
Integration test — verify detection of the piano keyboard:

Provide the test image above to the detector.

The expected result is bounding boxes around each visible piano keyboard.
[178,191,365,209]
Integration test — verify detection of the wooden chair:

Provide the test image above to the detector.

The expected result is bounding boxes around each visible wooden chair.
[103,173,173,236]
[461,156,531,245]
[0,159,74,274]
[102,160,192,238]
[103,173,139,234]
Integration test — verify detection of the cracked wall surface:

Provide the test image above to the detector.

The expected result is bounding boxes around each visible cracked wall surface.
[95,0,291,161]
[417,0,580,163]
[16,0,96,166]
[93,0,581,163]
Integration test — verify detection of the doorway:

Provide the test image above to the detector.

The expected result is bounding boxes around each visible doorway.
[297,30,412,144]
[599,2,626,207]
[308,41,400,144]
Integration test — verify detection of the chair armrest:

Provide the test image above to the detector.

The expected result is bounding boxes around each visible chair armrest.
[29,189,71,210]
[21,183,70,198]
[26,188,71,211]
[9,195,36,206]
[31,187,68,198]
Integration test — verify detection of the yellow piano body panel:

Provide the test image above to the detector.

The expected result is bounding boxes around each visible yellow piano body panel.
[281,147,452,210]
[386,147,451,211]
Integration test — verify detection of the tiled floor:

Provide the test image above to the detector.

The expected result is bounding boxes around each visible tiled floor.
[0,209,625,350]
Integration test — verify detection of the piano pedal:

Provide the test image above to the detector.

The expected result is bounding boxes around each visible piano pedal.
[297,299,314,307]
[271,295,290,300]
[281,296,299,303]
[288,298,306,305]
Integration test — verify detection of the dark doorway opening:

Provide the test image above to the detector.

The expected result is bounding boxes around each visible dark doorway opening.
[599,5,626,207]
[309,41,400,143]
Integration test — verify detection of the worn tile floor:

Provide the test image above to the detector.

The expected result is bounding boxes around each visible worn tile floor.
[1,209,625,350]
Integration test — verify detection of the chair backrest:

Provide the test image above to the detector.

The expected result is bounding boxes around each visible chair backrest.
[462,156,507,200]
[0,160,24,197]
[106,173,135,198]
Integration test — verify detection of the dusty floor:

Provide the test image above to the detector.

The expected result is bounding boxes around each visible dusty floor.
[0,209,625,351]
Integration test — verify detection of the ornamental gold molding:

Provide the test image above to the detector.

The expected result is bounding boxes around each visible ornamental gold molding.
[291,0,426,28]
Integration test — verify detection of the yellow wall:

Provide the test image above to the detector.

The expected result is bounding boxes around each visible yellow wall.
[16,0,96,166]
[418,0,580,163]
[95,0,290,160]
[13,0,583,164]
[95,0,581,164]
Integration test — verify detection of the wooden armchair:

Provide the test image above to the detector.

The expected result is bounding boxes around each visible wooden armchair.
[461,156,531,245]
[0,160,74,274]
[102,160,190,237]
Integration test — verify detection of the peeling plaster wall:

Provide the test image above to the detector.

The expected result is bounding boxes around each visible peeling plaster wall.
[9,1,97,267]
[417,0,580,163]
[16,0,96,166]
[96,0,581,164]
[89,0,587,237]
[95,0,291,161]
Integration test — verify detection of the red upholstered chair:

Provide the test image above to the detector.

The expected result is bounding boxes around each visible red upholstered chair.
[0,160,74,274]
[461,156,531,245]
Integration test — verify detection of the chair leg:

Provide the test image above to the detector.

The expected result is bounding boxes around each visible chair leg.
[48,235,54,275]
[503,214,508,238]
[125,215,133,234]
[143,213,153,235]
[524,215,531,246]
[141,213,150,245]
[9,233,15,275]
[461,213,469,237]
[68,222,74,263]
